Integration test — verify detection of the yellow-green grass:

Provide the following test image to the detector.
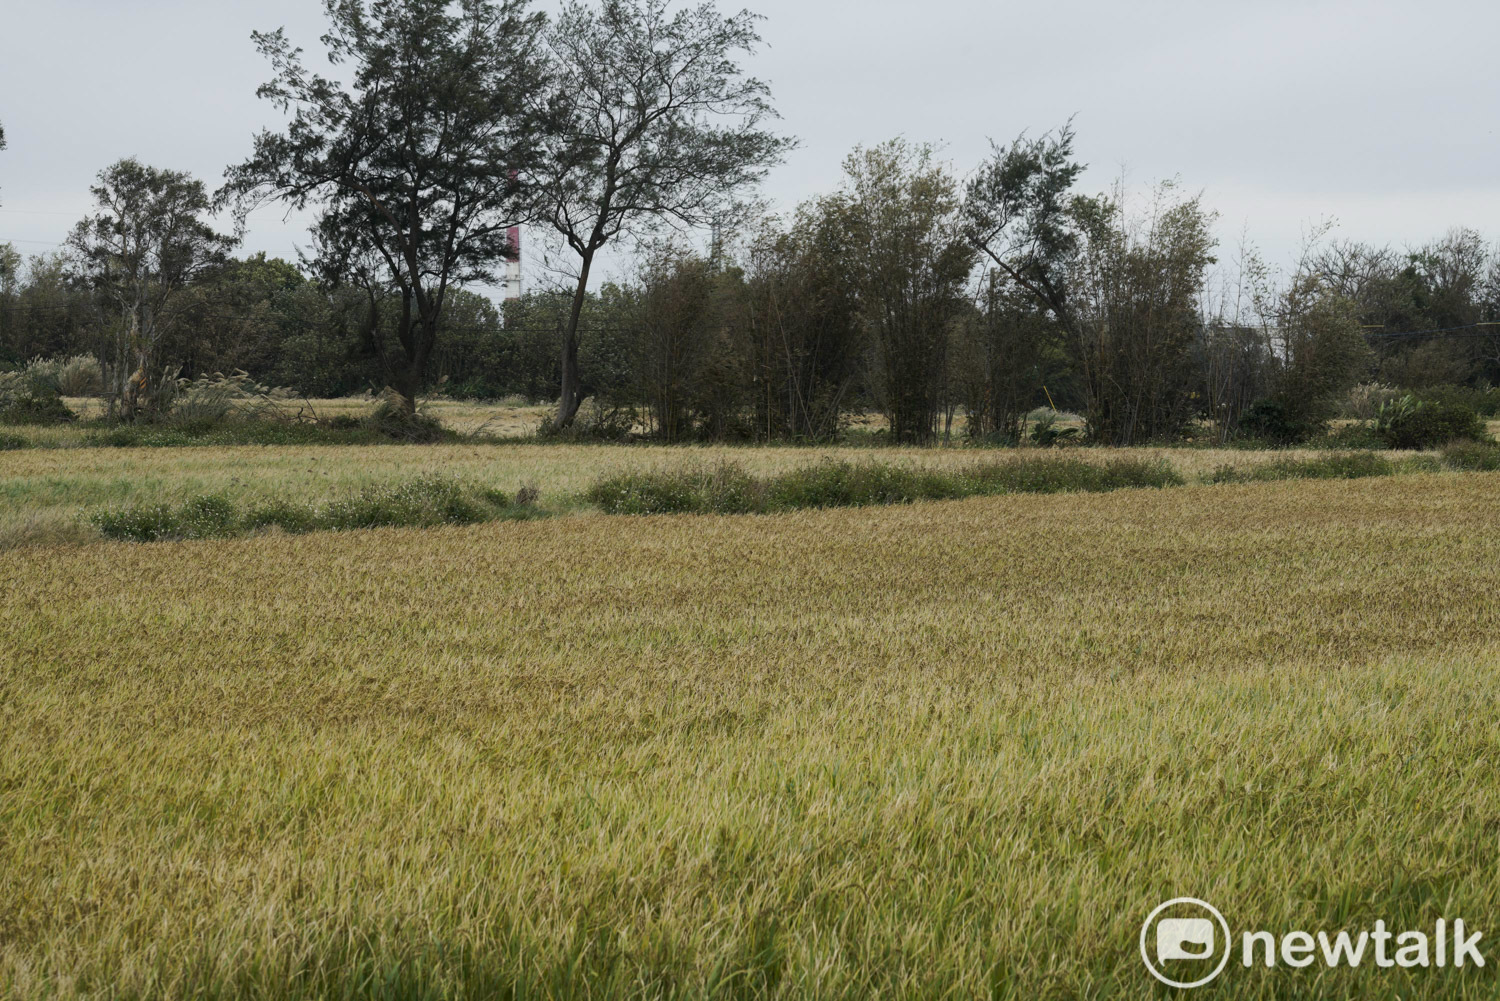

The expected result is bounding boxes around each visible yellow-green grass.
[2,474,1499,998]
[0,441,1424,549]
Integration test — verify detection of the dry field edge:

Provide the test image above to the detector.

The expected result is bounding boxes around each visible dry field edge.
[3,474,1500,997]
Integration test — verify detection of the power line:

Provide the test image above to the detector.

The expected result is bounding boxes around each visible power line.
[1362,321,1500,340]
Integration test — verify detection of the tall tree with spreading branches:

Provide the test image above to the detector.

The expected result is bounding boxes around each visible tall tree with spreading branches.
[534,0,793,431]
[220,0,548,410]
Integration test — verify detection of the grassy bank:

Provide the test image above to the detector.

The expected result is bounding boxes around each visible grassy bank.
[0,441,1466,549]
[2,474,1499,998]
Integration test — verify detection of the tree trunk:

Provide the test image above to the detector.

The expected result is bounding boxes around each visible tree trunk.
[551,253,594,432]
[388,302,428,415]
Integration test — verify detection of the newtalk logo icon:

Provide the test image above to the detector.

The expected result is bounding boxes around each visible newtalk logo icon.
[1140,898,1484,989]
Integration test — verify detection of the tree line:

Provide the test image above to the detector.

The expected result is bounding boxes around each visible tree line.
[2,0,1499,443]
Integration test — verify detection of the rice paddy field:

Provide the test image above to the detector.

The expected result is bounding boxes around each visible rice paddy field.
[3,402,1500,998]
[0,436,1440,550]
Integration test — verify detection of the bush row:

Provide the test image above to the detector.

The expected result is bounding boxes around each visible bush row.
[1210,444,1500,483]
[92,476,534,542]
[586,457,1185,515]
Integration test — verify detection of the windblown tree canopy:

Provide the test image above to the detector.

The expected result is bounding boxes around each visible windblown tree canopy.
[219,0,549,410]
[962,122,1086,332]
[534,0,794,431]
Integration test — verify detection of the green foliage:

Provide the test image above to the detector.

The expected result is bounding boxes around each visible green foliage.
[88,419,355,448]
[588,456,1183,516]
[585,463,762,515]
[0,431,28,450]
[766,461,964,509]
[90,504,183,543]
[0,367,77,424]
[965,456,1184,493]
[318,477,504,530]
[1310,422,1387,450]
[69,158,236,419]
[1030,411,1081,446]
[537,0,793,431]
[1339,382,1403,421]
[1414,383,1500,417]
[1375,395,1488,449]
[94,477,524,542]
[1211,452,1396,484]
[0,392,75,425]
[176,494,239,538]
[1238,397,1324,445]
[536,400,637,442]
[1441,439,1500,471]
[223,0,549,404]
[242,500,319,534]
[837,139,976,442]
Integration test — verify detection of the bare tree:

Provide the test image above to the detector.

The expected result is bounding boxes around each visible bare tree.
[533,0,792,431]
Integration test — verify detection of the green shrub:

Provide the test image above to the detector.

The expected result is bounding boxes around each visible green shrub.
[1030,412,1081,447]
[176,495,239,539]
[244,500,320,534]
[17,354,105,397]
[92,494,239,542]
[1238,398,1324,445]
[1310,422,1386,450]
[965,456,1183,494]
[766,462,960,510]
[92,504,184,542]
[588,457,1184,516]
[585,465,751,515]
[1376,396,1488,449]
[1441,439,1500,472]
[92,476,524,543]
[0,373,76,425]
[1212,453,1396,483]
[1414,383,1500,418]
[318,476,506,530]
[0,432,26,450]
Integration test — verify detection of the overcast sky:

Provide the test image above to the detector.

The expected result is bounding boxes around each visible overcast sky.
[2,0,1497,293]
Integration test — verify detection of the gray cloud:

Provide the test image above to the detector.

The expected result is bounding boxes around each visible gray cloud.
[2,0,1496,280]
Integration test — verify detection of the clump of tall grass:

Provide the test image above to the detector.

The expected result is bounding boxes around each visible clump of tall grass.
[16,353,104,397]
[362,390,453,443]
[587,456,1184,515]
[92,476,529,542]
